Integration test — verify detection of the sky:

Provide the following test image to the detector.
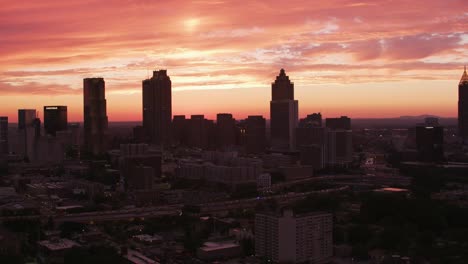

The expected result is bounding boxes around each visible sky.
[0,0,467,122]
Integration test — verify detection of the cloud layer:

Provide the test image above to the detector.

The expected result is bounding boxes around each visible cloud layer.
[0,0,467,121]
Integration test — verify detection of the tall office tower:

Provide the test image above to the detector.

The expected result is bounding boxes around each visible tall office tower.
[83,78,109,156]
[172,115,188,146]
[17,109,37,158]
[246,116,266,154]
[325,116,351,130]
[18,109,37,129]
[270,69,299,151]
[416,125,444,162]
[327,130,353,166]
[0,117,8,155]
[142,69,172,146]
[299,113,322,128]
[44,106,67,136]
[216,113,236,149]
[255,210,333,264]
[458,66,468,141]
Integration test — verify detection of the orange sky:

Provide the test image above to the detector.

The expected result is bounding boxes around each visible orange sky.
[0,0,467,122]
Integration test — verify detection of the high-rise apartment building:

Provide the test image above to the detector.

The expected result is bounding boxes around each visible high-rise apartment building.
[255,210,333,263]
[270,69,298,151]
[216,113,236,149]
[245,115,266,154]
[142,70,172,146]
[44,106,67,136]
[458,66,468,140]
[83,78,108,155]
[0,117,8,155]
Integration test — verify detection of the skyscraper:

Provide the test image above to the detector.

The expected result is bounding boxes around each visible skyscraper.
[0,117,8,155]
[83,78,108,155]
[142,70,172,146]
[44,106,67,136]
[416,125,444,162]
[270,69,298,151]
[458,66,468,141]
[18,109,36,130]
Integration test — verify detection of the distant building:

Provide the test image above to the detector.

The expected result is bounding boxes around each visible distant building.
[119,144,162,190]
[83,78,108,155]
[216,113,236,149]
[44,106,67,136]
[416,125,444,162]
[458,66,468,140]
[0,117,7,155]
[299,113,322,128]
[327,130,353,166]
[297,126,328,170]
[17,109,37,159]
[270,69,298,151]
[142,69,172,146]
[255,209,333,264]
[172,115,188,145]
[245,115,266,154]
[18,109,36,130]
[325,116,351,130]
[187,115,215,149]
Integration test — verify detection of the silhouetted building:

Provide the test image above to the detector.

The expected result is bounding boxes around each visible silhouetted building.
[83,78,109,155]
[296,126,329,170]
[172,115,188,146]
[120,144,162,190]
[246,116,266,154]
[17,109,37,159]
[216,113,236,149]
[325,116,351,130]
[0,117,7,155]
[18,109,36,130]
[416,125,444,162]
[142,69,172,146]
[327,130,353,166]
[270,69,298,151]
[299,113,322,128]
[187,115,215,149]
[458,66,468,140]
[43,106,67,136]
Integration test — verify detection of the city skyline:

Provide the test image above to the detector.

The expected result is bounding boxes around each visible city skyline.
[1,0,467,121]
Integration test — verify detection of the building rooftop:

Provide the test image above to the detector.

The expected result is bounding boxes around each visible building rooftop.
[199,241,240,252]
[38,238,78,251]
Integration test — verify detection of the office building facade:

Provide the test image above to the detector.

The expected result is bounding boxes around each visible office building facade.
[44,106,67,136]
[142,70,172,146]
[83,78,109,155]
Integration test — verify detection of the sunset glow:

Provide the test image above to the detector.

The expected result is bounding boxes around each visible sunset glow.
[0,0,467,121]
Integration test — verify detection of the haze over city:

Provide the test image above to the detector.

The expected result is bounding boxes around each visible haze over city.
[1,0,467,121]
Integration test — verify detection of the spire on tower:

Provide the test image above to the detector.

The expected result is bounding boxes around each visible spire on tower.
[461,66,468,85]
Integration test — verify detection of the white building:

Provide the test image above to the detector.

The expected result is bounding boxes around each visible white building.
[255,209,333,264]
